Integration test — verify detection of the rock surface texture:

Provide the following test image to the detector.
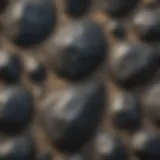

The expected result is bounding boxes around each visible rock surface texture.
[0,0,159,160]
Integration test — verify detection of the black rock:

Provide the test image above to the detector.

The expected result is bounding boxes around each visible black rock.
[49,19,107,81]
[25,57,46,83]
[108,42,158,88]
[110,90,141,130]
[0,0,8,13]
[133,8,160,41]
[0,86,34,135]
[108,21,125,39]
[65,0,91,18]
[5,0,56,47]
[40,81,105,153]
[95,130,127,160]
[158,46,160,61]
[102,0,139,17]
[0,52,21,84]
[132,129,160,160]
[144,82,160,125]
[0,135,36,160]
